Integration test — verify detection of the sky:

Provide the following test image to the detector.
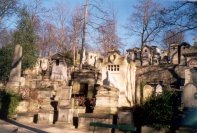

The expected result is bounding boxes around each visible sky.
[42,0,195,49]
[6,0,195,51]
[42,0,137,50]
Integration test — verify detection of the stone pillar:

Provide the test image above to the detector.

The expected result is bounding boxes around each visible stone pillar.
[6,44,22,93]
[37,90,54,124]
[94,85,119,114]
[185,68,191,85]
[56,87,74,125]
[87,84,94,98]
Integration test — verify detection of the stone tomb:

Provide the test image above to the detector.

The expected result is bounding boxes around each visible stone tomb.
[37,90,54,124]
[56,87,74,125]
[58,107,73,124]
[94,85,119,114]
[182,83,197,108]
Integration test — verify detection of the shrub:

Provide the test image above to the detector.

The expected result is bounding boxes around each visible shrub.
[0,44,15,82]
[133,91,180,129]
[0,90,20,118]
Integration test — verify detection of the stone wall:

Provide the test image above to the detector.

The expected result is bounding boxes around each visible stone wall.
[136,64,187,85]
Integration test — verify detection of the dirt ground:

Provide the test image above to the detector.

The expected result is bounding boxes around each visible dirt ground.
[0,119,94,133]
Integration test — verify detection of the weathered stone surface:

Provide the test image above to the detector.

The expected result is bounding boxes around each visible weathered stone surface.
[58,108,73,123]
[182,83,197,108]
[17,112,34,123]
[136,65,186,85]
[38,110,53,124]
[16,101,29,113]
[28,100,39,112]
[95,97,118,107]
[143,85,153,101]
[38,90,52,98]
[136,83,141,104]
[118,111,133,124]
[185,69,192,85]
[94,85,119,114]
[6,44,22,92]
[39,99,53,110]
[59,99,70,107]
[94,107,117,114]
[56,88,72,100]
[51,60,67,81]
[20,77,25,87]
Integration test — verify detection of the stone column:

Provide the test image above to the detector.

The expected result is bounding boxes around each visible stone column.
[87,83,94,98]
[6,44,22,93]
[185,68,191,85]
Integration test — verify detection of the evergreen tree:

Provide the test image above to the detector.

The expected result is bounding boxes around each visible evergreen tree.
[0,44,14,82]
[13,7,38,71]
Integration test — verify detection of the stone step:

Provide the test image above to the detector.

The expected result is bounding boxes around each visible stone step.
[17,112,35,123]
[37,110,54,124]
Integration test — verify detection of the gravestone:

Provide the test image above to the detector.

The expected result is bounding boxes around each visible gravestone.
[40,58,48,71]
[118,110,133,124]
[143,85,153,101]
[155,84,163,96]
[6,44,22,93]
[50,61,67,81]
[182,83,197,108]
[191,68,197,86]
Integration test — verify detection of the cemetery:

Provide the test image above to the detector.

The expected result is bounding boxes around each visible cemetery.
[0,42,197,133]
[0,0,196,133]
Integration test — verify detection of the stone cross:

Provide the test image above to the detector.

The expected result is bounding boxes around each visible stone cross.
[6,44,22,93]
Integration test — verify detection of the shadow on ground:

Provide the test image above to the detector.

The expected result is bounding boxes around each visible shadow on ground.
[1,118,48,133]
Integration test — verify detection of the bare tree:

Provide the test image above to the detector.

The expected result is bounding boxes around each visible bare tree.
[127,0,165,65]
[69,7,83,65]
[163,28,185,49]
[51,2,70,52]
[164,1,197,33]
[97,13,122,55]
[0,0,18,25]
[0,29,12,47]
[38,23,57,57]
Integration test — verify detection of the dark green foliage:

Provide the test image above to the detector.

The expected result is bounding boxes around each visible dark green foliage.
[0,90,20,118]
[0,8,38,82]
[0,44,15,82]
[133,91,180,129]
[13,7,38,71]
[63,51,74,66]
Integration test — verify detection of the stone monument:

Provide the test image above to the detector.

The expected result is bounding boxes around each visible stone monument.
[155,82,163,96]
[143,85,153,101]
[6,44,22,93]
[94,85,119,114]
[182,83,197,108]
[56,86,73,125]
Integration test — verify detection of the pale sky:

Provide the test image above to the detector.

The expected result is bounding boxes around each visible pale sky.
[5,0,195,51]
